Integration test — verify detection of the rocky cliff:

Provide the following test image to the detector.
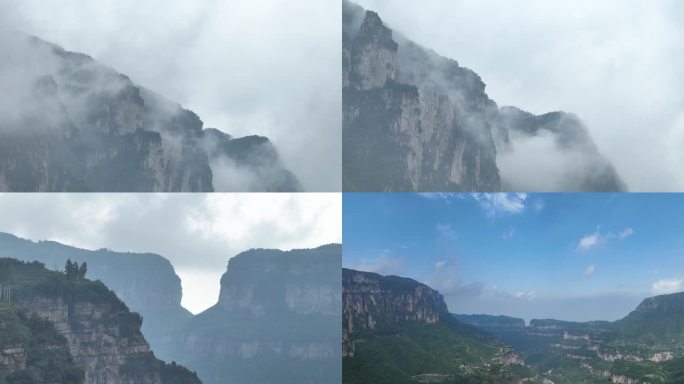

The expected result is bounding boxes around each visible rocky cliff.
[0,232,190,359]
[161,244,342,384]
[343,0,625,192]
[341,269,534,383]
[0,33,300,192]
[0,258,201,384]
[342,269,448,357]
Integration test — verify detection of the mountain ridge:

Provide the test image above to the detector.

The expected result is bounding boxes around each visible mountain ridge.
[0,32,300,192]
[343,1,626,192]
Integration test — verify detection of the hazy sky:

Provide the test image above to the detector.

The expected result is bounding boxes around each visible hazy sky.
[2,0,341,191]
[0,193,341,314]
[344,193,684,322]
[355,0,684,192]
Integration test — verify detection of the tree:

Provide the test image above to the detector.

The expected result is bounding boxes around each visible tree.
[77,262,87,279]
[65,259,76,279]
[65,260,87,280]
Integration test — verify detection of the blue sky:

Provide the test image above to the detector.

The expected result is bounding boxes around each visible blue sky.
[343,193,684,322]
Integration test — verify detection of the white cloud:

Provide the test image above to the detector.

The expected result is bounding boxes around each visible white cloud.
[576,226,634,251]
[473,193,527,217]
[436,223,457,240]
[511,290,537,301]
[4,0,341,191]
[0,193,341,313]
[354,0,684,191]
[578,232,601,250]
[347,254,405,276]
[618,227,634,239]
[651,278,684,295]
[584,265,596,276]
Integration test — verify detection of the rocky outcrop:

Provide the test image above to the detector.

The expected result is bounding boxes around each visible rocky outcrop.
[0,258,201,384]
[0,232,191,360]
[342,0,625,192]
[0,345,26,375]
[342,268,449,357]
[162,245,342,384]
[0,33,300,192]
[22,296,159,384]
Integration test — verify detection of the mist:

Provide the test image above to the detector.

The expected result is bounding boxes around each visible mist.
[354,0,684,191]
[3,0,341,191]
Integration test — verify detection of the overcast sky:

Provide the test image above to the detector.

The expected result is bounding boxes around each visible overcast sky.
[0,193,341,314]
[2,0,341,191]
[344,193,684,322]
[355,0,684,192]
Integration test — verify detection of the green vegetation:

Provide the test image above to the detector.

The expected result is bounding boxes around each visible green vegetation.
[64,259,87,280]
[0,304,84,384]
[0,258,204,384]
[343,320,539,384]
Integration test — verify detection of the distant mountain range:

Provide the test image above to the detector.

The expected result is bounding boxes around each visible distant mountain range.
[0,233,341,384]
[0,33,300,192]
[342,265,684,383]
[342,0,625,192]
[457,293,684,383]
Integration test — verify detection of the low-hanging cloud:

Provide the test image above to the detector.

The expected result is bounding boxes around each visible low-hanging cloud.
[355,0,684,191]
[4,0,341,191]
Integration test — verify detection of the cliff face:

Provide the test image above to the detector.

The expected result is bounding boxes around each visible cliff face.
[0,233,191,361]
[341,269,532,383]
[342,269,449,357]
[0,258,201,384]
[162,245,342,384]
[22,296,158,384]
[342,1,625,192]
[0,33,300,192]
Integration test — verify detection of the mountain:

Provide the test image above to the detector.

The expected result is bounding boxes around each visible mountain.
[342,1,626,192]
[0,33,300,192]
[342,269,538,384]
[162,245,342,384]
[0,303,84,384]
[0,232,190,359]
[0,233,343,384]
[0,258,201,384]
[456,292,684,383]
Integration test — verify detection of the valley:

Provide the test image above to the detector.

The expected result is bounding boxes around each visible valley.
[343,267,684,384]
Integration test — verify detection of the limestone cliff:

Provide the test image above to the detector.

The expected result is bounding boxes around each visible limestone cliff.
[0,33,300,192]
[341,269,532,383]
[342,269,449,357]
[0,258,201,384]
[0,232,190,360]
[162,244,342,384]
[343,0,625,192]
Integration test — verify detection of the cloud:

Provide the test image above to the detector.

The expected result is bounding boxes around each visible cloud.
[651,278,684,295]
[502,227,516,240]
[584,265,596,276]
[435,223,457,240]
[576,226,634,251]
[618,227,634,239]
[473,193,527,217]
[4,0,341,191]
[346,252,405,276]
[511,290,537,301]
[354,0,684,191]
[0,193,341,313]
